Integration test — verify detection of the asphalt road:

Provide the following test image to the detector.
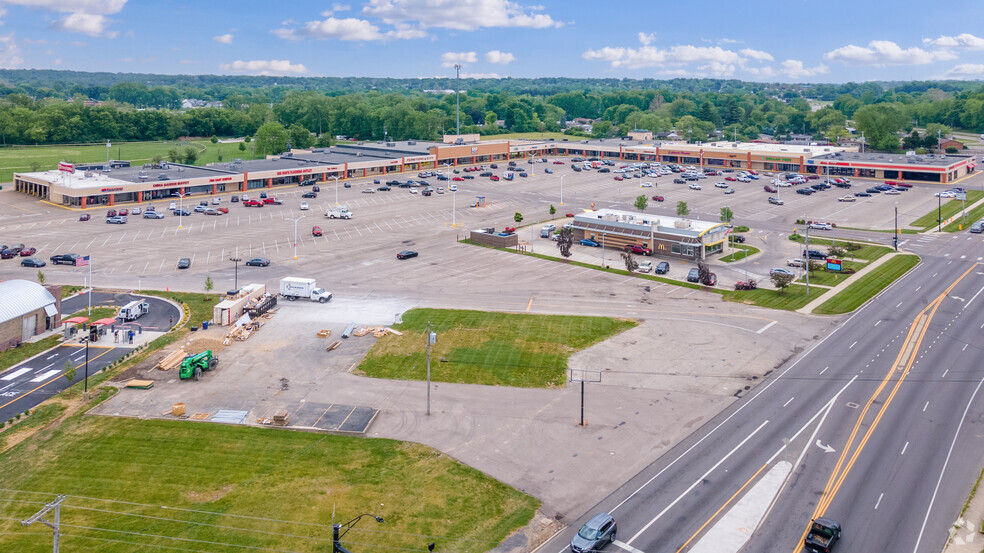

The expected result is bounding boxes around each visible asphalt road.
[0,292,179,422]
[545,234,984,553]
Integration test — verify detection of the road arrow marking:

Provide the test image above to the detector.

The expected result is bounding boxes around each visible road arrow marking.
[952,296,965,302]
[815,439,835,453]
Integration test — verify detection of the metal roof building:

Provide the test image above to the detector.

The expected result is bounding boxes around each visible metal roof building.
[0,280,61,351]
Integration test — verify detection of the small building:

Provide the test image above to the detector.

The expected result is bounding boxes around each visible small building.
[628,130,654,141]
[0,280,62,351]
[938,138,964,152]
[570,209,729,261]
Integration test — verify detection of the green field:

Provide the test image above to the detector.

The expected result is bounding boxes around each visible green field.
[795,260,866,286]
[721,284,827,311]
[788,235,893,261]
[942,202,984,232]
[0,417,538,553]
[358,308,637,387]
[720,245,760,263]
[135,289,221,329]
[0,140,254,183]
[813,255,920,314]
[910,191,984,229]
[0,335,62,373]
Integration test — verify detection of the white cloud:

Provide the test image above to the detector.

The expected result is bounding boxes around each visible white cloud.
[0,34,22,67]
[823,40,939,65]
[638,32,655,46]
[118,56,132,62]
[780,59,829,79]
[942,63,984,78]
[740,48,773,61]
[461,71,500,78]
[719,38,742,44]
[485,50,514,64]
[745,66,775,78]
[273,15,425,41]
[52,13,114,37]
[213,33,233,44]
[441,51,477,67]
[331,2,351,11]
[4,0,127,37]
[583,44,741,70]
[0,8,6,24]
[923,33,984,50]
[697,61,735,77]
[219,59,308,76]
[363,0,561,31]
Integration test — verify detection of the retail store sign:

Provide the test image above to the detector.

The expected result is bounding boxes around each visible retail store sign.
[100,187,123,192]
[403,155,434,163]
[668,150,692,155]
[209,176,235,183]
[275,168,313,176]
[763,156,794,162]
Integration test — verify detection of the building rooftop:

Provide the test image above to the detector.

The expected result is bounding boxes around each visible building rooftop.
[19,162,236,189]
[507,138,850,157]
[574,208,726,238]
[811,150,970,167]
[0,280,57,323]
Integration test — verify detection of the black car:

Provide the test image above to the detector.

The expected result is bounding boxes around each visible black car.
[490,163,498,169]
[804,249,827,259]
[865,187,881,194]
[518,172,528,178]
[731,234,746,243]
[50,253,81,265]
[598,168,611,173]
[386,180,401,185]
[312,185,320,192]
[245,258,270,267]
[673,179,686,184]
[687,268,700,282]
[855,191,872,197]
[796,188,814,195]
[377,185,392,191]
[0,249,17,259]
[21,257,46,268]
[571,513,617,553]
[177,258,191,269]
[654,261,670,274]
[301,191,317,199]
[396,250,418,260]
[300,178,317,186]
[231,195,239,202]
[173,209,191,216]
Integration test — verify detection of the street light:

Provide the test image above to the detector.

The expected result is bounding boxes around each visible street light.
[176,192,186,229]
[333,175,340,206]
[559,174,566,206]
[229,256,241,291]
[288,216,306,260]
[454,64,461,135]
[333,513,383,553]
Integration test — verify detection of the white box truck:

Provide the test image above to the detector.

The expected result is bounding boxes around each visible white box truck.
[279,277,333,303]
[118,300,150,321]
[325,207,353,219]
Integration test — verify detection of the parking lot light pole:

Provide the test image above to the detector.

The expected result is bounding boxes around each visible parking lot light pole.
[333,176,340,206]
[559,174,566,206]
[333,513,384,553]
[230,256,241,290]
[177,192,186,229]
[289,216,305,260]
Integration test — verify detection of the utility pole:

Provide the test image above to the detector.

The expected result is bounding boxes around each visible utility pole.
[894,206,899,251]
[22,494,65,553]
[804,224,810,297]
[426,323,435,415]
[454,64,461,136]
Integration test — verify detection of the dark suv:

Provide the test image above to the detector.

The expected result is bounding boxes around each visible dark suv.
[687,268,700,282]
[50,253,81,265]
[804,249,827,259]
[654,261,670,274]
[570,513,616,553]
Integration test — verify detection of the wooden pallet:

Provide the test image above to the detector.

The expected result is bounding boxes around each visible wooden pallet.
[189,413,210,420]
[317,329,332,338]
[156,350,186,371]
[326,340,340,352]
[125,379,155,389]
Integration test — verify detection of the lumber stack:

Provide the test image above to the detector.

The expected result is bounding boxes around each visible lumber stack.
[326,340,340,352]
[156,350,186,371]
[317,329,332,338]
[273,410,290,426]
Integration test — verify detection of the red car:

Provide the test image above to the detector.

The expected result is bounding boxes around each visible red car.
[19,247,36,257]
[452,177,464,181]
[490,175,500,181]
[651,195,664,202]
[764,185,777,193]
[106,209,117,217]
[565,213,574,217]
[725,176,737,181]
[748,170,759,175]
[312,226,323,236]
[895,182,913,188]
[79,214,91,221]
[553,161,564,165]
[217,207,229,213]
[504,227,516,233]
[624,244,652,255]
[614,176,624,181]
[884,180,897,185]
[243,199,264,207]
[118,208,128,216]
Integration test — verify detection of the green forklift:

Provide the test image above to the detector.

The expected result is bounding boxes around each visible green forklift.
[178,350,219,381]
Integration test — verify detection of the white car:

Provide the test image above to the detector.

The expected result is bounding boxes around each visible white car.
[212,197,221,205]
[808,222,833,230]
[838,195,856,202]
[409,187,418,194]
[299,201,309,210]
[636,261,653,273]
[641,182,653,188]
[448,184,458,192]
[715,182,729,188]
[689,183,702,190]
[168,201,177,210]
[131,207,142,215]
[885,189,901,195]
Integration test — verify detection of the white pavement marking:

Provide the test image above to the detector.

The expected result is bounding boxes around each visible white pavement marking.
[627,420,769,545]
[1,368,31,380]
[756,321,777,334]
[923,401,930,412]
[783,397,795,407]
[901,441,909,456]
[613,541,645,553]
[966,285,984,309]
[30,370,60,382]
[874,320,881,327]
[875,492,884,510]
[849,341,858,349]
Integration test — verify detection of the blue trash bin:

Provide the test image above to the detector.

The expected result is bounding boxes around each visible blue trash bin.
[202,321,209,330]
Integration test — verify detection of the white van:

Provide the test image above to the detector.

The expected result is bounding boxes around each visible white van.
[118,300,149,321]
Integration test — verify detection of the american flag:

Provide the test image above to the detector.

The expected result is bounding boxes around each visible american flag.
[58,161,74,173]
[75,255,90,267]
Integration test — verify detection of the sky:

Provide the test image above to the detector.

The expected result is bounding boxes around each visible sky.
[3,0,984,83]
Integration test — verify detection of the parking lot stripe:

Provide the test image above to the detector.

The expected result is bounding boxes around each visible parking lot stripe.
[1,368,31,381]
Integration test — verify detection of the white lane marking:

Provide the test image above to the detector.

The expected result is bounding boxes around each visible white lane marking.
[1,368,31,380]
[46,354,58,360]
[942,369,949,379]
[30,369,60,382]
[915,286,921,292]
[819,366,829,375]
[849,341,858,349]
[783,397,795,407]
[901,441,909,456]
[963,344,969,351]
[41,363,54,370]
[626,420,769,545]
[912,366,984,553]
[874,320,881,327]
[896,302,903,308]
[756,321,777,334]
[875,493,884,510]
[613,541,645,553]
[966,285,984,309]
[923,401,930,412]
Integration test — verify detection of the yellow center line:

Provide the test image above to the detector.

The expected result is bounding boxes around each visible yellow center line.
[676,463,769,553]
[0,347,115,411]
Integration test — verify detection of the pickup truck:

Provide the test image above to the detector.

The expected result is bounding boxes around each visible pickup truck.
[624,244,652,256]
[243,199,264,207]
[804,518,841,552]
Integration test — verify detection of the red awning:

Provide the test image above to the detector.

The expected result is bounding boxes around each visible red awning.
[62,317,89,324]
[92,318,118,326]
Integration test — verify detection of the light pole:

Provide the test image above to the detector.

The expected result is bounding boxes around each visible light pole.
[83,334,90,397]
[452,188,456,228]
[106,140,111,166]
[454,64,461,135]
[426,323,436,415]
[177,192,186,229]
[288,216,305,260]
[229,256,241,291]
[333,175,340,206]
[333,514,384,553]
[559,174,566,206]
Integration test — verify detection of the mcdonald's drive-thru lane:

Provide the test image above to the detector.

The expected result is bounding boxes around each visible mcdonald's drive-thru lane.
[545,239,984,553]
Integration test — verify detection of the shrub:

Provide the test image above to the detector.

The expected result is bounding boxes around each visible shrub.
[845,242,862,251]
[795,219,806,225]
[735,225,750,233]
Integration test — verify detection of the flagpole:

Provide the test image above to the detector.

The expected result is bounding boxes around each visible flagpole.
[88,255,92,317]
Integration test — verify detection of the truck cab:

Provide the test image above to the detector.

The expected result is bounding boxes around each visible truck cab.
[804,518,841,552]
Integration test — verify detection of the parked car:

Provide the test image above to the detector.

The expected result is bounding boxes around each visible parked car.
[203,208,222,215]
[570,513,617,553]
[768,197,784,205]
[624,244,652,255]
[580,238,600,247]
[144,211,165,219]
[855,191,872,197]
[300,201,310,210]
[21,257,45,268]
[731,234,745,243]
[808,222,833,230]
[118,208,129,216]
[131,207,142,215]
[231,195,239,202]
[245,258,270,267]
[787,258,805,267]
[651,195,665,202]
[838,195,856,202]
[217,207,229,213]
[177,258,191,269]
[301,191,317,198]
[654,261,670,274]
[173,209,191,216]
[770,267,795,277]
[688,183,702,190]
[50,253,81,265]
[106,209,117,217]
[79,213,91,221]
[312,226,323,236]
[636,261,653,273]
[194,205,208,213]
[687,268,701,282]
[397,250,419,260]
[106,215,128,224]
[804,249,827,259]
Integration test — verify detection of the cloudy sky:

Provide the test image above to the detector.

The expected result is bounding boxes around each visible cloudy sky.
[3,0,984,82]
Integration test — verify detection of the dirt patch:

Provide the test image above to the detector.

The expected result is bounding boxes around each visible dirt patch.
[491,510,565,553]
[184,484,236,503]
[183,338,225,355]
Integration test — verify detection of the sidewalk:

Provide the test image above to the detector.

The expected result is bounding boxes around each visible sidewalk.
[943,469,984,553]
[796,252,899,314]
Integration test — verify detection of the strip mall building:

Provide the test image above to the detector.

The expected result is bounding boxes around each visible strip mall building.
[13,136,974,208]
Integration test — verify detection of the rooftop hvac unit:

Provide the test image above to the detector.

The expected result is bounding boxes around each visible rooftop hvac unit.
[84,171,94,178]
[673,220,691,229]
[407,141,416,145]
[386,142,395,147]
[158,174,167,180]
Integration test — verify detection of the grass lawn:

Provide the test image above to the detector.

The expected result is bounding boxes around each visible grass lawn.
[721,284,826,311]
[813,254,920,315]
[61,285,85,298]
[480,132,572,141]
[0,335,62,372]
[0,417,538,553]
[910,191,984,228]
[942,202,984,232]
[720,245,760,263]
[358,308,636,387]
[0,140,253,183]
[788,235,892,261]
[796,261,866,286]
[136,289,221,329]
